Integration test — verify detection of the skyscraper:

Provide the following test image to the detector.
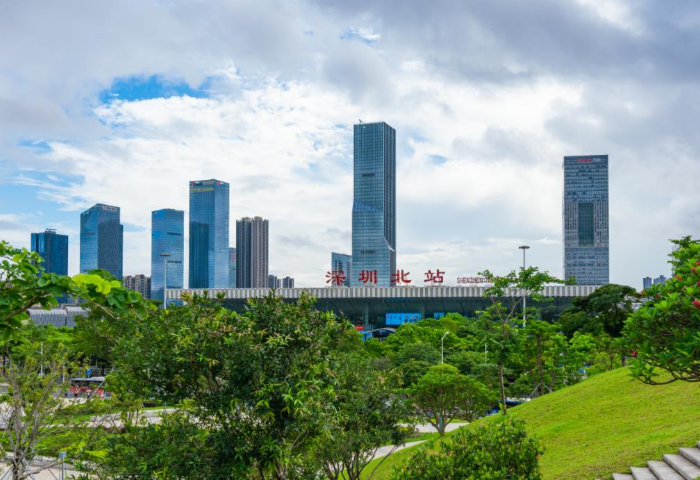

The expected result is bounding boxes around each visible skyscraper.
[31,229,68,276]
[351,122,396,287]
[151,209,184,303]
[642,277,652,290]
[236,216,269,288]
[189,179,230,288]
[80,203,123,280]
[268,274,280,289]
[123,274,151,299]
[281,276,294,288]
[563,155,609,285]
[229,247,237,288]
[331,252,352,287]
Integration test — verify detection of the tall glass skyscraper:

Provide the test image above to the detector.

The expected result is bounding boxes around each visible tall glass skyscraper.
[236,216,269,288]
[189,179,230,288]
[151,209,184,303]
[331,252,352,286]
[563,155,609,285]
[31,229,68,276]
[80,203,123,279]
[351,122,396,287]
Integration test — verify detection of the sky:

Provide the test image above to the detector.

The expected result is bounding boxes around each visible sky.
[1,0,699,289]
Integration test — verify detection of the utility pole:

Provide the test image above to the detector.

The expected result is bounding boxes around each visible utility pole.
[519,245,530,327]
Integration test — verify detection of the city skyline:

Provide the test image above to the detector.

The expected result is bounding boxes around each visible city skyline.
[2,1,698,288]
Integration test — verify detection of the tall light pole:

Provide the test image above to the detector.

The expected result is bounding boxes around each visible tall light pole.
[160,252,170,310]
[519,245,530,327]
[441,331,450,364]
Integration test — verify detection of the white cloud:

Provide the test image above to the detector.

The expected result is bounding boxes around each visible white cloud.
[1,0,698,290]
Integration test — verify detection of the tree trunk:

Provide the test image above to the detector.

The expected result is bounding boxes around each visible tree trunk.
[499,363,507,415]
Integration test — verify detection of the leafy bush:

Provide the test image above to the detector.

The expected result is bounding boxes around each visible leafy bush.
[626,236,700,384]
[392,417,542,480]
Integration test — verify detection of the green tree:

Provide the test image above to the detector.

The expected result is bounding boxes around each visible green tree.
[559,309,600,338]
[407,364,491,436]
[522,320,559,396]
[392,342,440,366]
[392,417,542,480]
[315,354,413,480]
[396,359,431,387]
[479,267,565,414]
[567,284,638,337]
[626,236,700,385]
[105,293,351,479]
[0,350,80,480]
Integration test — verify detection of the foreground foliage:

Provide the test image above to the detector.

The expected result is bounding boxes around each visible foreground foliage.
[392,417,542,480]
[87,293,410,479]
[627,236,700,385]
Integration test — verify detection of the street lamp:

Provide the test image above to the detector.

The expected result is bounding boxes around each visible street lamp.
[519,245,530,327]
[160,253,170,310]
[441,331,450,364]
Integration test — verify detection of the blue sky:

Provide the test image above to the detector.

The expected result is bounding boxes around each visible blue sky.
[1,0,698,287]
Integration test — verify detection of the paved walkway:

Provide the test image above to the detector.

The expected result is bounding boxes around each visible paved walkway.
[372,422,469,461]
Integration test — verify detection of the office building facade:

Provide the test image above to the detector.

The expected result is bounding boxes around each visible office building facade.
[31,229,68,276]
[123,274,151,299]
[351,122,396,287]
[236,216,269,288]
[281,276,294,288]
[331,252,352,286]
[189,179,230,288]
[151,209,184,303]
[268,274,280,289]
[563,155,609,285]
[80,203,123,280]
[229,247,237,288]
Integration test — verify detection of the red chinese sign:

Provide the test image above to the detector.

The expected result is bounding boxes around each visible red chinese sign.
[325,269,347,286]
[391,269,411,285]
[424,269,445,284]
[324,268,496,286]
[359,269,378,284]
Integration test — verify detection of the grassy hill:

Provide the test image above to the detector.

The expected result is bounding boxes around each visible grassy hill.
[364,367,700,480]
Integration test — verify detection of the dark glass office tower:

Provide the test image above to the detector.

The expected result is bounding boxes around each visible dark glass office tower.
[331,252,352,286]
[351,122,396,287]
[151,209,184,302]
[563,155,609,285]
[80,204,123,279]
[229,247,237,288]
[189,179,230,288]
[236,216,269,288]
[31,229,68,276]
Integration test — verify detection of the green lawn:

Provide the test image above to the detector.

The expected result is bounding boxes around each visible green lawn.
[365,368,700,480]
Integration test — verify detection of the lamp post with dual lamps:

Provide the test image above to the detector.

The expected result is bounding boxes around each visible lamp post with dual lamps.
[441,331,450,364]
[160,252,170,310]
